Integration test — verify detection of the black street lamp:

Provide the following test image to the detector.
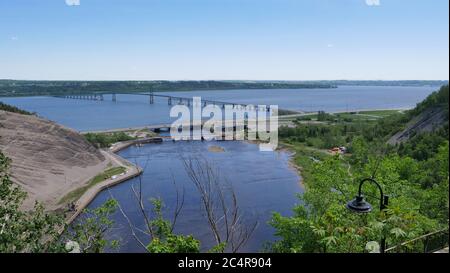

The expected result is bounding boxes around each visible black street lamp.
[346,178,389,253]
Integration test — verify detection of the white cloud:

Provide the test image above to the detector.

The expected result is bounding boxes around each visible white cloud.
[11,36,18,41]
[365,0,381,6]
[327,44,334,48]
[65,0,80,6]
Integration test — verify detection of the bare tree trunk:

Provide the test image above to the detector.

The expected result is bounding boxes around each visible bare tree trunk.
[110,156,186,252]
[182,156,257,253]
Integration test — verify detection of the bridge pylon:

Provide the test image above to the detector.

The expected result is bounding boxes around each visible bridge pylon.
[149,92,154,104]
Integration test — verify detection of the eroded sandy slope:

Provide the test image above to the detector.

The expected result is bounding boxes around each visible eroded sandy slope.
[0,110,115,210]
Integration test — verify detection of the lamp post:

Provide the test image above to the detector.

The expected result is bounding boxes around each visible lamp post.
[346,178,389,253]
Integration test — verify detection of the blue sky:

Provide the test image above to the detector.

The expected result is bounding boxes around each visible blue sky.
[0,0,448,80]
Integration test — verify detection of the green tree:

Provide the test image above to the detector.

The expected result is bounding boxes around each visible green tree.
[1,151,120,253]
[63,199,119,253]
[270,145,443,253]
[0,152,63,253]
[146,199,200,253]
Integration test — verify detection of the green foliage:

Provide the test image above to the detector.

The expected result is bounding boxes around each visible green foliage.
[0,80,335,97]
[358,110,403,118]
[1,150,201,253]
[146,198,200,253]
[412,142,449,223]
[1,151,121,253]
[398,125,448,161]
[279,124,348,149]
[317,111,335,122]
[147,234,200,253]
[64,199,119,253]
[360,113,410,142]
[270,146,445,253]
[409,85,449,118]
[280,111,409,151]
[274,86,449,252]
[207,242,227,253]
[58,166,126,205]
[0,152,64,253]
[84,132,136,148]
[0,101,33,115]
[348,136,369,169]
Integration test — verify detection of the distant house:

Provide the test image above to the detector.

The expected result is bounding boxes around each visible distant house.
[329,146,347,155]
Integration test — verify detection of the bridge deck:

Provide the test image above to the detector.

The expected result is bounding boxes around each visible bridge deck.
[54,92,307,113]
[137,93,249,106]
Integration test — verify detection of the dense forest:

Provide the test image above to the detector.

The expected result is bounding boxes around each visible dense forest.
[273,85,449,252]
[312,80,448,87]
[1,80,447,97]
[0,80,335,97]
[0,102,33,115]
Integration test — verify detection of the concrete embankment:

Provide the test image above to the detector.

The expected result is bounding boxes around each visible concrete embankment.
[65,137,163,225]
[109,137,163,153]
[65,156,142,225]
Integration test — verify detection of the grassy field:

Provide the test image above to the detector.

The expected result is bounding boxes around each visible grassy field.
[280,141,331,185]
[358,109,404,117]
[58,166,126,205]
[278,110,406,184]
[290,109,405,123]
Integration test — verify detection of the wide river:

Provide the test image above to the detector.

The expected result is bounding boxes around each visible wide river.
[0,85,439,252]
[1,85,437,132]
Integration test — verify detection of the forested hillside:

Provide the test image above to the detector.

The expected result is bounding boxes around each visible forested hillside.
[0,80,335,97]
[273,85,449,253]
[0,102,33,115]
[396,85,448,161]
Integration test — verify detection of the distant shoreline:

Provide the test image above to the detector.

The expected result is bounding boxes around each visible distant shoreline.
[0,80,447,98]
[78,108,410,135]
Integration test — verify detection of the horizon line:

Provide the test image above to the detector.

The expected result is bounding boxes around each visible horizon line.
[1,79,449,82]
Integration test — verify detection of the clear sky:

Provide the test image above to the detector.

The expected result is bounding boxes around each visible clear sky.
[0,0,448,81]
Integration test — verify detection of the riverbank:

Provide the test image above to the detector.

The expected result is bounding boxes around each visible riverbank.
[62,137,164,225]
[74,138,303,252]
[277,108,411,190]
[278,142,327,188]
[109,137,163,153]
[63,108,407,224]
[0,80,338,97]
[63,150,142,225]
